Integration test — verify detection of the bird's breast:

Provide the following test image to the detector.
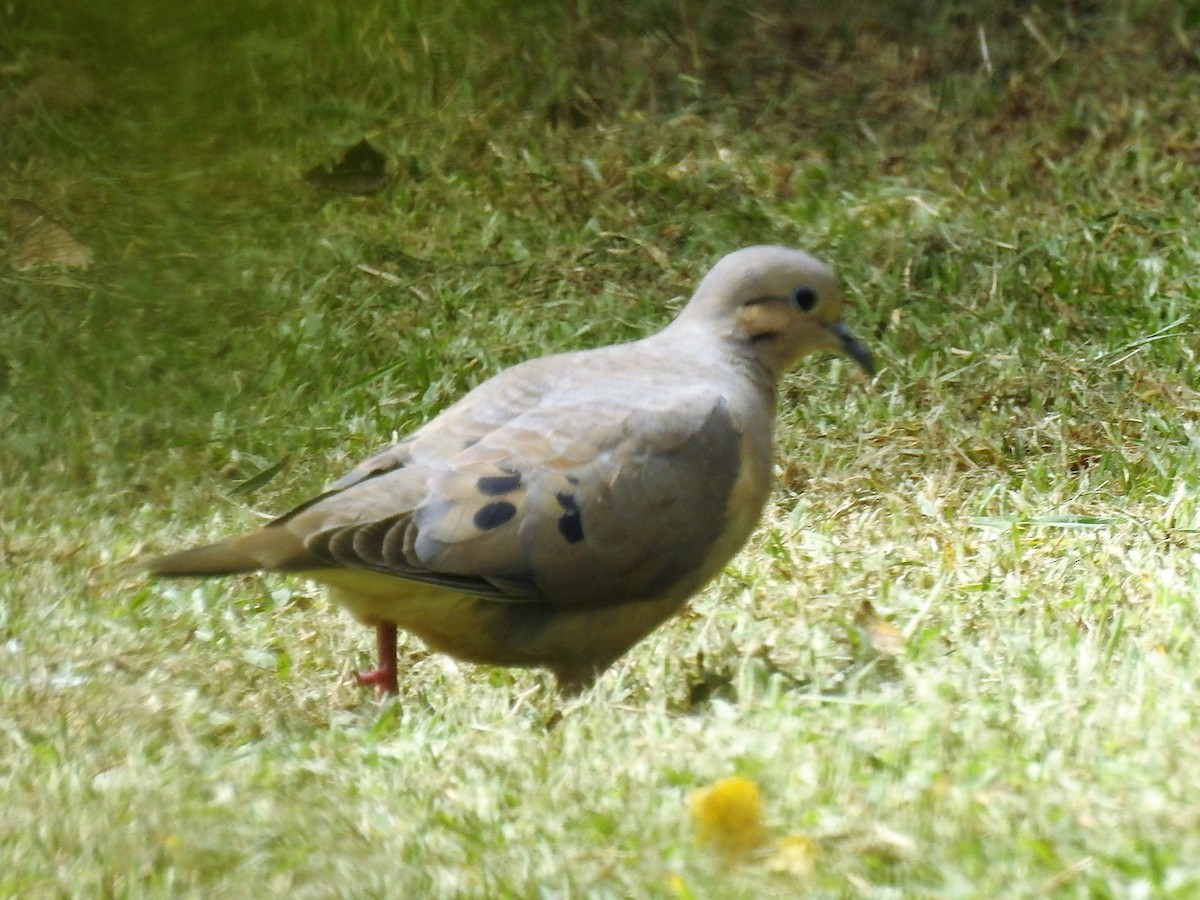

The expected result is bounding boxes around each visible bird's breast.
[712,424,775,569]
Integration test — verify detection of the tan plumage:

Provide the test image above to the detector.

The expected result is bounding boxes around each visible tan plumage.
[148,245,873,695]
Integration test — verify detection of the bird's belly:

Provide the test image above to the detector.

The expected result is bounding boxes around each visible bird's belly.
[307,568,687,673]
[303,422,774,678]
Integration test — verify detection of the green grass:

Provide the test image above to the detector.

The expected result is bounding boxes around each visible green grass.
[3,0,1200,895]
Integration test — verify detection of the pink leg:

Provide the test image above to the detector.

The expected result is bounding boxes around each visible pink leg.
[354,622,399,695]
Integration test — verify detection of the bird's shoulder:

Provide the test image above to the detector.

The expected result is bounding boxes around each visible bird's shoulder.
[330,333,747,490]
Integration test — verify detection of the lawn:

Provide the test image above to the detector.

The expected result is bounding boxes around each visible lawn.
[3,1,1200,896]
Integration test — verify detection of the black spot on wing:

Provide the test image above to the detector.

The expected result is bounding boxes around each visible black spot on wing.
[559,515,584,544]
[477,471,522,496]
[556,491,584,544]
[474,500,517,531]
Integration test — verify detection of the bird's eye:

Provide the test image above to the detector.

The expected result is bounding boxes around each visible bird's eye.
[789,286,818,311]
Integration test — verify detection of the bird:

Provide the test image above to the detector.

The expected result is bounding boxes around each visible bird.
[148,245,874,696]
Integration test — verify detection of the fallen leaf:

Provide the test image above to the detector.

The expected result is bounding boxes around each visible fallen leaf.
[688,776,769,860]
[854,600,906,657]
[304,139,390,194]
[8,198,93,270]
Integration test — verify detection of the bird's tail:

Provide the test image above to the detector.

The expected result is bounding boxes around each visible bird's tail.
[146,528,311,577]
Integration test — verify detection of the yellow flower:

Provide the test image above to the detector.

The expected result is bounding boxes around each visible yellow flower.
[688,776,769,859]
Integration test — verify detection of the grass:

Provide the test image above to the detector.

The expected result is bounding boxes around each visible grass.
[3,0,1200,895]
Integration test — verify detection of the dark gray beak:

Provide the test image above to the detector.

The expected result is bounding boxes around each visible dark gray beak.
[826,321,875,376]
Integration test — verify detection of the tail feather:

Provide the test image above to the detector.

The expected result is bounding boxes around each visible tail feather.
[147,527,316,577]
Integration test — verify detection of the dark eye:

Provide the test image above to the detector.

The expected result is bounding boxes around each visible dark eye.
[789,286,818,311]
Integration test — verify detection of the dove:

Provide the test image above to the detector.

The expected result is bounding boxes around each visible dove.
[148,245,874,696]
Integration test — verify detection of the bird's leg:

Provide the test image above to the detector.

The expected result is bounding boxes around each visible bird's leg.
[551,662,601,697]
[354,622,399,695]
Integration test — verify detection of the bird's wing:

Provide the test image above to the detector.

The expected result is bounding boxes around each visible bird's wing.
[278,350,750,609]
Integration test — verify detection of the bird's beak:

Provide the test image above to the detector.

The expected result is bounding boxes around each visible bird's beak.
[825,321,875,376]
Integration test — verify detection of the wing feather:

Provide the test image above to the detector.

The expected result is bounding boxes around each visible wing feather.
[270,342,752,609]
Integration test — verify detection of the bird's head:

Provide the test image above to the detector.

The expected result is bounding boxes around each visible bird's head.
[677,245,874,380]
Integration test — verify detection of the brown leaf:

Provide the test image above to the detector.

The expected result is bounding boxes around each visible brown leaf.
[8,199,93,270]
[854,600,906,657]
[304,139,390,194]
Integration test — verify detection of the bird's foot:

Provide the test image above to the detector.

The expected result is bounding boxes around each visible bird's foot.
[354,665,399,695]
[355,621,399,696]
